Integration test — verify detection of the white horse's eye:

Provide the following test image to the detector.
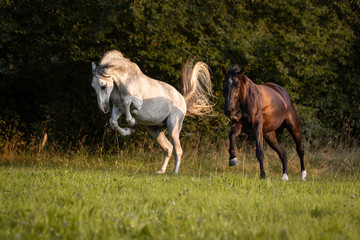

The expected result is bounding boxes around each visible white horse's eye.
[101,85,106,90]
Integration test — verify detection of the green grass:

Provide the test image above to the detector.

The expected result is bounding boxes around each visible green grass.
[0,146,360,239]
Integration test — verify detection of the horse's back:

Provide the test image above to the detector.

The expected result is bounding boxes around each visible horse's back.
[262,83,291,102]
[143,76,187,112]
[126,74,186,113]
[258,83,288,108]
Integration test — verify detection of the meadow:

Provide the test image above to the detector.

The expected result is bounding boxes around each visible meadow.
[1,143,359,240]
[2,1,360,239]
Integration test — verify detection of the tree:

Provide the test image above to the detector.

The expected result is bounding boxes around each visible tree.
[1,0,359,150]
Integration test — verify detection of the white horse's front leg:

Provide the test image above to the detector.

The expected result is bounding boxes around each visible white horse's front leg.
[123,96,143,126]
[109,105,132,136]
[129,96,143,114]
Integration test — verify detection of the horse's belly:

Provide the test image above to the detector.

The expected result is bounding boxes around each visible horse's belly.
[262,108,286,132]
[132,97,181,125]
[261,85,292,131]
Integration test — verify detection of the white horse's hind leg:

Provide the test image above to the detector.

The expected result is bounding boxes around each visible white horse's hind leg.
[171,133,183,174]
[147,127,173,174]
[109,105,131,136]
[168,116,184,175]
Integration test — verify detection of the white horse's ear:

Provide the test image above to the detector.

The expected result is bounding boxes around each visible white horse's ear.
[92,62,97,74]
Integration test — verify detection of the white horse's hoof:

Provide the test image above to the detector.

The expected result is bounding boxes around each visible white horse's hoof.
[116,127,132,136]
[281,173,289,181]
[123,128,132,136]
[156,170,165,174]
[229,158,239,166]
[300,170,307,181]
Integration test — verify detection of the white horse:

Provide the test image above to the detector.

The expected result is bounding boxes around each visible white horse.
[91,50,213,174]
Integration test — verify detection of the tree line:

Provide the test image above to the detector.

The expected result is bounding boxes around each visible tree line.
[1,0,359,150]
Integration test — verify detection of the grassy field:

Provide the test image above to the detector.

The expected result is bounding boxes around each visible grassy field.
[0,145,359,239]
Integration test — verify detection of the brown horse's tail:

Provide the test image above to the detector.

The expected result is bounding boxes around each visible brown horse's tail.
[181,58,214,116]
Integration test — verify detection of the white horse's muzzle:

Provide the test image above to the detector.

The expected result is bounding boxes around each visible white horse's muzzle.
[100,104,110,114]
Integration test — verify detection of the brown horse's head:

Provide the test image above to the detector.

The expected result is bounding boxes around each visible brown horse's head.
[223,65,245,117]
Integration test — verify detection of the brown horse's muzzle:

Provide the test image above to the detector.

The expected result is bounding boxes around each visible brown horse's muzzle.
[224,103,235,117]
[230,111,242,121]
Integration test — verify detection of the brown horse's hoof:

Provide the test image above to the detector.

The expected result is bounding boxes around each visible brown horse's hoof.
[229,158,239,166]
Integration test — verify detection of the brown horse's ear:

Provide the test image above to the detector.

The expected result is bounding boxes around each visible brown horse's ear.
[239,65,247,74]
[222,66,228,76]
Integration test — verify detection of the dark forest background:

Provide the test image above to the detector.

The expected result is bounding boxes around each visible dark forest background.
[1,0,359,152]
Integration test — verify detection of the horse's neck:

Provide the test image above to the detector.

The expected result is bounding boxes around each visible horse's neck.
[239,76,259,108]
[110,86,122,104]
[112,62,142,95]
[239,76,251,102]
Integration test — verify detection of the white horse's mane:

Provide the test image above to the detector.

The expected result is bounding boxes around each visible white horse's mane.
[99,50,129,65]
[97,50,141,78]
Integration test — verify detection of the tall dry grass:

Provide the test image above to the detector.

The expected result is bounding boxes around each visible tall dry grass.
[1,123,359,181]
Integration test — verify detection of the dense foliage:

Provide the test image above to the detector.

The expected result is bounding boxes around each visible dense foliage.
[1,0,359,150]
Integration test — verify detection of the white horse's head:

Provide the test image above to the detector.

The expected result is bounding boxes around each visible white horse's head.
[91,62,114,114]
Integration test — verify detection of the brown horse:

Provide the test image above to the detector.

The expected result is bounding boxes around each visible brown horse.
[223,65,306,180]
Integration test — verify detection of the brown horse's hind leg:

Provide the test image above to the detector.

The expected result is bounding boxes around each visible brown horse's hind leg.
[228,122,242,166]
[264,131,288,180]
[253,121,265,179]
[286,114,307,181]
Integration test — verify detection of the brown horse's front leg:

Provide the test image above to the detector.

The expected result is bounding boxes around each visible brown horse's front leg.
[228,122,242,166]
[253,121,265,179]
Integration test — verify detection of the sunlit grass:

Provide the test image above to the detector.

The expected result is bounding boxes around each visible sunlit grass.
[0,144,359,239]
[0,165,359,239]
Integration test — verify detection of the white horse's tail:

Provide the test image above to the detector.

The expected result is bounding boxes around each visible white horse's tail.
[181,59,214,116]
